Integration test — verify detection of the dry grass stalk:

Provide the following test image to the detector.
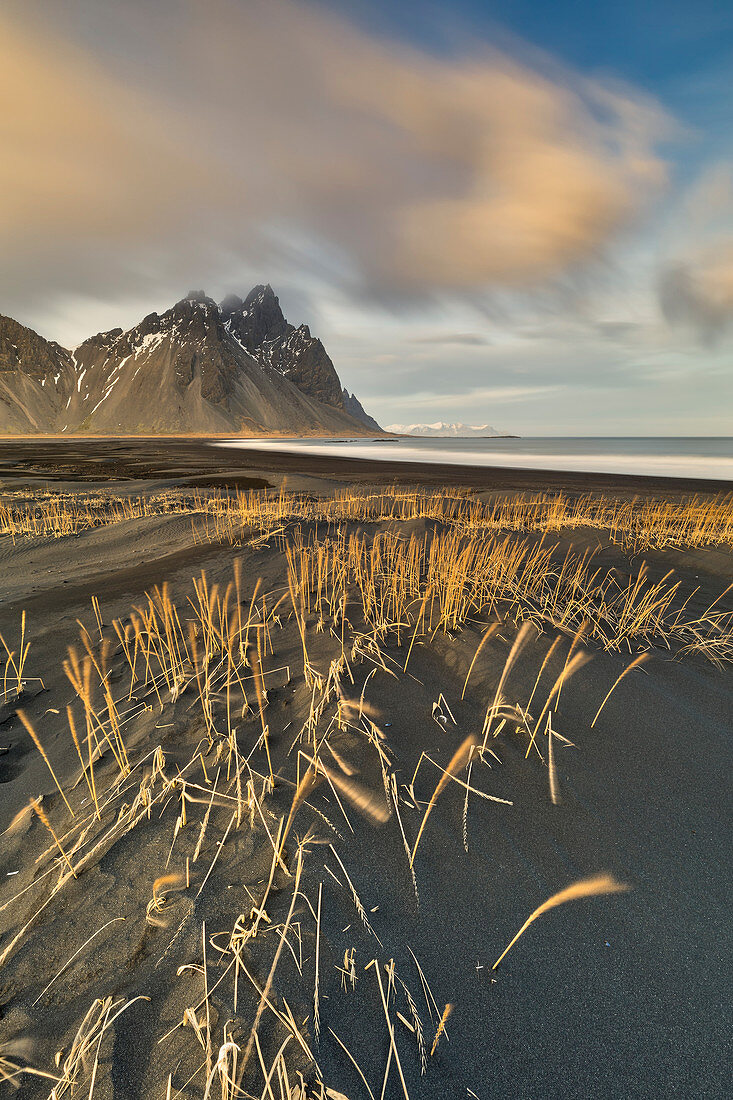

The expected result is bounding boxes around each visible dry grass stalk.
[366,959,411,1100]
[0,611,33,699]
[314,881,323,1044]
[492,874,630,970]
[390,776,419,905]
[395,973,426,1074]
[315,761,391,825]
[66,705,98,816]
[327,1029,376,1100]
[328,844,382,946]
[50,995,148,1098]
[242,846,304,1072]
[196,811,237,897]
[547,713,560,806]
[482,622,534,743]
[146,873,185,927]
[0,1053,59,1090]
[591,653,649,727]
[17,711,74,817]
[32,917,126,1007]
[525,650,590,759]
[410,736,477,867]
[430,1003,453,1056]
[29,798,76,878]
[461,622,501,698]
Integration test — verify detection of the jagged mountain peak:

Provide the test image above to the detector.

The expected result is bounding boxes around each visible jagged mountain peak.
[343,388,381,433]
[0,285,382,435]
[0,312,68,358]
[219,293,244,315]
[0,313,71,381]
[243,283,278,307]
[182,289,217,307]
[224,285,289,349]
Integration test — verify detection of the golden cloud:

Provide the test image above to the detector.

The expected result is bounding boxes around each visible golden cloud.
[0,0,670,306]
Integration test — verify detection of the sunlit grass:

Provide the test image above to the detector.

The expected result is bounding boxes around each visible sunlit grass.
[1,484,731,1096]
[2,484,732,553]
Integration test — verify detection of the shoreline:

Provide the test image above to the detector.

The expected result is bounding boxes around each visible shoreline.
[1,437,731,496]
[214,436,733,484]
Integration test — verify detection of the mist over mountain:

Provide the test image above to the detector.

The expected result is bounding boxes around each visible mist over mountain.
[0,286,381,436]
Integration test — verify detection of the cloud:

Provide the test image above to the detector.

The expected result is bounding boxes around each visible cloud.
[659,249,733,342]
[592,320,644,342]
[657,165,733,342]
[0,0,671,326]
[405,385,562,409]
[409,333,491,345]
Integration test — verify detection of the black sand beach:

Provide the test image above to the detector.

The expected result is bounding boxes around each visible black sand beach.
[0,440,730,1099]
[2,437,731,496]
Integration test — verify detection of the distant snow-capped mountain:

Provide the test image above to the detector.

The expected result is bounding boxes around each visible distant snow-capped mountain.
[385,421,506,437]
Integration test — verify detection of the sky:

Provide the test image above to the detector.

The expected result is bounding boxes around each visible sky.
[1,0,731,434]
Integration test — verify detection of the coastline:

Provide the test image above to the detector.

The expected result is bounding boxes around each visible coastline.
[1,436,732,495]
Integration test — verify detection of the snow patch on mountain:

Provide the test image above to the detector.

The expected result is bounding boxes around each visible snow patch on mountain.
[385,421,506,437]
[0,287,382,435]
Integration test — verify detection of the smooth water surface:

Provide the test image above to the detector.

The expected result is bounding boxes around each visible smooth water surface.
[215,436,733,481]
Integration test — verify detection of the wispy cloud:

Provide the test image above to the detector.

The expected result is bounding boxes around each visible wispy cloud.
[659,245,733,343]
[0,0,671,324]
[409,333,491,346]
[657,163,733,342]
[391,385,562,410]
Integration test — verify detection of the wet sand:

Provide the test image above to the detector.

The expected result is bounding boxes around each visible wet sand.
[2,436,732,495]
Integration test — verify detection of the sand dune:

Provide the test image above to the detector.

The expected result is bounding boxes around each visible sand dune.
[0,445,730,1098]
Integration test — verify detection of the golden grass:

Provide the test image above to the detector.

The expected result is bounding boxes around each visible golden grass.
[430,1003,453,1057]
[284,525,733,662]
[0,484,730,1097]
[0,611,40,700]
[2,484,732,555]
[17,711,75,817]
[49,996,149,1098]
[491,874,630,970]
[410,736,477,867]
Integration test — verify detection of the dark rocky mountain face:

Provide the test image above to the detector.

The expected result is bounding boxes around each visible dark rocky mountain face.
[0,315,70,383]
[0,288,381,435]
[0,314,76,432]
[220,286,291,351]
[221,285,348,411]
[342,388,382,433]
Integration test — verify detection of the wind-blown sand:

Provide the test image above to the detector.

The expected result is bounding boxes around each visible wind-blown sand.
[0,441,730,1099]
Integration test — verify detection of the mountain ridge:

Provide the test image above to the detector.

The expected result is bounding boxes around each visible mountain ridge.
[0,287,381,436]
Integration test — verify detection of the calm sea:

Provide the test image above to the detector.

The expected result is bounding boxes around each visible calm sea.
[215,436,733,482]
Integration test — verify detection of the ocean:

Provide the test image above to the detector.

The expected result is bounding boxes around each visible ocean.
[215,436,733,482]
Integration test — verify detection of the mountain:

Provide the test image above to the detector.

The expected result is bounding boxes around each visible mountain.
[0,315,77,432]
[342,389,382,433]
[0,287,381,436]
[220,286,346,410]
[385,421,506,437]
